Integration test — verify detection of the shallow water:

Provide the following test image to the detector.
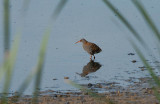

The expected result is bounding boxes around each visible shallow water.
[0,0,160,95]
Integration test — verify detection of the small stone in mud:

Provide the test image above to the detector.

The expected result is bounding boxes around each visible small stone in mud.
[154,61,160,63]
[57,94,63,97]
[138,66,147,71]
[64,77,69,79]
[83,92,88,95]
[138,66,146,68]
[88,83,93,87]
[96,83,102,88]
[85,76,89,78]
[132,60,137,63]
[128,53,135,55]
[65,101,70,104]
[53,94,57,97]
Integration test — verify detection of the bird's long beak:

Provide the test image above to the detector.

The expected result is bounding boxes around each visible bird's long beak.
[75,41,80,44]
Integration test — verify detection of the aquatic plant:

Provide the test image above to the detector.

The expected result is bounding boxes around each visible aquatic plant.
[1,0,67,104]
[2,0,160,104]
[103,0,160,102]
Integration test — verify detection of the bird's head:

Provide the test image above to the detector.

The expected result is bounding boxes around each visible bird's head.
[75,38,87,44]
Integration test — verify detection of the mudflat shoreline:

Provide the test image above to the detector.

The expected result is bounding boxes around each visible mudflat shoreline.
[4,77,159,104]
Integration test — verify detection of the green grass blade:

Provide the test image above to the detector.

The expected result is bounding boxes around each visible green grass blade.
[103,0,160,102]
[47,0,68,31]
[131,42,160,102]
[1,34,21,103]
[3,0,10,55]
[32,1,68,103]
[51,0,67,21]
[32,34,49,104]
[13,35,49,101]
[132,43,160,87]
[10,1,68,102]
[153,87,160,102]
[21,0,31,17]
[12,66,39,100]
[103,0,146,46]
[1,0,30,81]
[132,0,160,41]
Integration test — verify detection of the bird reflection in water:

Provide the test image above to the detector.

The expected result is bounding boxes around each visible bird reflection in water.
[76,60,102,77]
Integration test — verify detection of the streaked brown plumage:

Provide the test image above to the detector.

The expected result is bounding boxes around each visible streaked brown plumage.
[75,38,102,59]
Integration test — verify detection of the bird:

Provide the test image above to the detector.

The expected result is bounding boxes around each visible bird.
[75,38,102,59]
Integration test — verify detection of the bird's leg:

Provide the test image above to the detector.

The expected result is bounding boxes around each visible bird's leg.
[93,55,95,59]
[90,55,92,60]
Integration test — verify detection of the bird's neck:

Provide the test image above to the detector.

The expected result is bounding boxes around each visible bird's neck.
[82,41,88,44]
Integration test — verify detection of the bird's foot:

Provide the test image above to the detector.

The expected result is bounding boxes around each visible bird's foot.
[93,55,95,59]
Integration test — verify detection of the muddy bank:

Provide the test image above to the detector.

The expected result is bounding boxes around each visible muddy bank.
[5,77,159,104]
[7,89,158,104]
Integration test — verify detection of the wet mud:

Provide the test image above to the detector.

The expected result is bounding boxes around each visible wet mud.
[5,77,159,104]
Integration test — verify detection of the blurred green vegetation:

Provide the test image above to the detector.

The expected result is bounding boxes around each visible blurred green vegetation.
[1,0,160,103]
[103,0,160,102]
[67,0,160,103]
[1,0,67,104]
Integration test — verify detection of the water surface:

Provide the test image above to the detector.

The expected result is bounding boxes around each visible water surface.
[0,0,160,95]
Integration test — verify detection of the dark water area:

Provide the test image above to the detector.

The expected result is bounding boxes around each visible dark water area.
[0,0,160,95]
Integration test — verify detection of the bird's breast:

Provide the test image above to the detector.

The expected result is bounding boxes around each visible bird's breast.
[82,43,94,55]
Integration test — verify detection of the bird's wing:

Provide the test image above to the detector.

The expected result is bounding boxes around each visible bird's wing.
[90,43,102,53]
